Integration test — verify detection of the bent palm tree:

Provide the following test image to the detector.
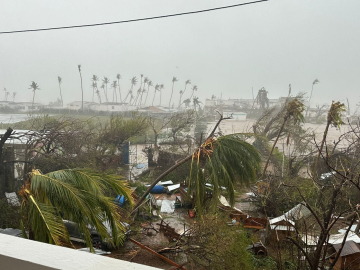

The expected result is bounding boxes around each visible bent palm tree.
[139,77,148,106]
[123,77,137,104]
[169,77,178,109]
[111,81,118,102]
[57,76,63,106]
[159,84,164,106]
[29,81,40,110]
[102,77,110,102]
[152,84,159,106]
[19,169,133,251]
[179,79,191,108]
[261,98,305,179]
[144,80,153,106]
[91,75,99,103]
[313,101,345,173]
[12,92,16,102]
[189,85,198,101]
[132,116,261,214]
[95,89,102,104]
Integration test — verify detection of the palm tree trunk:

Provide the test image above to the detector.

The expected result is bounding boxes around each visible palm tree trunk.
[152,91,156,106]
[59,84,63,107]
[313,120,331,174]
[169,82,174,108]
[131,154,193,214]
[144,86,150,106]
[117,79,122,103]
[159,91,162,106]
[32,91,35,110]
[261,116,288,179]
[79,71,84,111]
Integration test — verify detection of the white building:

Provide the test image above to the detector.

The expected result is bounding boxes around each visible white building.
[17,102,45,112]
[89,102,137,112]
[67,101,97,111]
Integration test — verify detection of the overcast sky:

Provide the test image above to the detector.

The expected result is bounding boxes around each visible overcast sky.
[1,0,359,110]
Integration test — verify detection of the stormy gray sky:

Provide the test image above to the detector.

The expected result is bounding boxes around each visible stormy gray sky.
[1,0,359,110]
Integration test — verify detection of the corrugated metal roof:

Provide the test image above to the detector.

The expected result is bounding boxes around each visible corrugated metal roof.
[329,233,360,245]
[269,203,311,225]
[270,225,295,231]
[333,241,360,257]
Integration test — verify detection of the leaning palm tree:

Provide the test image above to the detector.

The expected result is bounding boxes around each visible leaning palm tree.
[95,89,102,104]
[159,84,164,106]
[5,91,10,102]
[19,169,133,250]
[183,98,191,108]
[57,76,63,106]
[102,77,110,102]
[138,77,149,106]
[189,85,198,101]
[123,77,137,104]
[143,80,153,106]
[152,84,159,106]
[178,79,191,108]
[192,97,202,111]
[91,75,99,103]
[29,81,40,110]
[261,98,305,179]
[132,118,261,214]
[78,65,84,111]
[313,101,346,173]
[100,84,107,102]
[116,74,122,103]
[12,92,16,102]
[91,81,97,103]
[111,81,118,102]
[169,77,178,108]
[306,78,320,117]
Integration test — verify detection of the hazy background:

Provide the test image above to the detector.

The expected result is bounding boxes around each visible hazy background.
[1,0,359,109]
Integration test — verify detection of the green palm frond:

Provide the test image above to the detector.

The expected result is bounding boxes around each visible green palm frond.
[188,134,261,212]
[20,169,132,250]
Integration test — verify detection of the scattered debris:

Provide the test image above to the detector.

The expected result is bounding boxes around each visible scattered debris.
[160,200,175,213]
[5,192,20,207]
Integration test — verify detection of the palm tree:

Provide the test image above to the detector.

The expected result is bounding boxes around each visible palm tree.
[19,169,132,250]
[169,77,178,109]
[91,75,99,103]
[78,65,84,111]
[123,77,137,104]
[189,85,198,101]
[152,84,159,106]
[261,98,305,179]
[306,79,320,117]
[12,92,16,102]
[5,91,10,102]
[138,77,148,106]
[100,84,107,102]
[132,125,261,214]
[192,97,202,111]
[102,77,110,102]
[159,84,164,106]
[144,80,153,106]
[57,76,63,106]
[313,101,346,173]
[3,88,7,101]
[116,74,122,103]
[179,79,191,108]
[111,81,118,102]
[91,81,97,103]
[183,98,191,108]
[29,81,40,110]
[95,89,102,104]
[133,87,142,105]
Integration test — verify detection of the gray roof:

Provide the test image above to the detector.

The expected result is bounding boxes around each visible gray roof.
[333,240,360,257]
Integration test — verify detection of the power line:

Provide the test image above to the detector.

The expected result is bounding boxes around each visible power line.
[0,0,269,35]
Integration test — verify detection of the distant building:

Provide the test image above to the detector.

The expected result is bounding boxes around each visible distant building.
[223,111,247,121]
[89,102,137,112]
[16,102,45,112]
[67,101,97,111]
